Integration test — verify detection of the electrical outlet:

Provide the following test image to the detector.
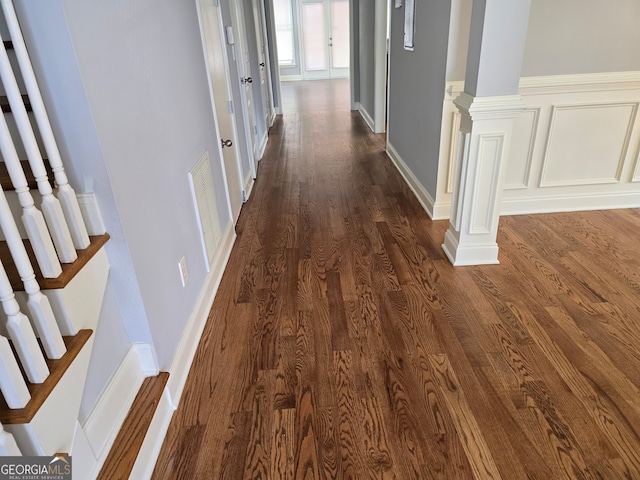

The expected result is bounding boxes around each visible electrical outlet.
[178,256,189,287]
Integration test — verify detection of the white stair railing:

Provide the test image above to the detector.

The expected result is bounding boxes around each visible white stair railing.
[1,0,90,251]
[0,33,76,264]
[0,186,66,359]
[0,259,48,384]
[0,334,30,408]
[0,98,62,279]
[0,424,22,455]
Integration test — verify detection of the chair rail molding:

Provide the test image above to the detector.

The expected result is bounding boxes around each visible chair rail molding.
[434,71,640,217]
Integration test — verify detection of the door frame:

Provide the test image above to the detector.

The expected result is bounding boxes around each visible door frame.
[195,0,238,220]
[252,0,277,127]
[229,0,259,178]
[297,0,349,80]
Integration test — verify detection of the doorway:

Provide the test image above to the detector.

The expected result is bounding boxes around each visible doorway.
[273,0,350,81]
[299,0,349,79]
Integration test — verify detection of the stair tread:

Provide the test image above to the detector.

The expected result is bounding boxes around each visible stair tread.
[0,159,55,191]
[0,329,93,424]
[0,233,110,291]
[97,372,170,480]
[0,94,31,113]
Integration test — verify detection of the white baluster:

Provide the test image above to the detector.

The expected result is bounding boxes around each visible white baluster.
[0,335,30,408]
[0,187,66,359]
[0,0,90,250]
[0,103,61,279]
[0,424,22,455]
[0,261,48,383]
[0,33,76,264]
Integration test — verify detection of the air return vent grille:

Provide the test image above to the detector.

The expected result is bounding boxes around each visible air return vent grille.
[189,151,222,270]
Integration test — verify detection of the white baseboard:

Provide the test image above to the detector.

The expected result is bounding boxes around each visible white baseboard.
[71,421,96,480]
[81,345,150,478]
[167,221,236,406]
[386,142,448,220]
[257,131,268,161]
[244,174,255,202]
[356,103,375,133]
[78,221,236,479]
[501,191,640,216]
[134,343,159,376]
[280,74,302,81]
[125,221,236,477]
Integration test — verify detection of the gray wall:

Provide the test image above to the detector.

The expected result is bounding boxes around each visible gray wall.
[16,0,233,416]
[522,0,640,77]
[387,0,451,198]
[446,0,640,83]
[357,0,375,117]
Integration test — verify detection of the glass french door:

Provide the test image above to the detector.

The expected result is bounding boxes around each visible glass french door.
[300,0,349,79]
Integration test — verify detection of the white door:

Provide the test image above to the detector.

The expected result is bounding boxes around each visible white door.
[300,0,349,79]
[197,0,244,221]
[252,0,275,127]
[229,0,259,176]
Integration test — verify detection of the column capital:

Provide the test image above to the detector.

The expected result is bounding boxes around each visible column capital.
[454,92,525,120]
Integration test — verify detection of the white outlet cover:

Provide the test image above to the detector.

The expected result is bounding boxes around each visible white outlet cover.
[179,256,188,287]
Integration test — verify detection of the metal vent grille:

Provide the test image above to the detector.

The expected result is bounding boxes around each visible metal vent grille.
[189,151,222,270]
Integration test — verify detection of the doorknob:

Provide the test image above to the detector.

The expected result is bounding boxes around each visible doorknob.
[259,62,265,67]
[221,139,233,148]
[241,76,253,84]
[246,77,253,83]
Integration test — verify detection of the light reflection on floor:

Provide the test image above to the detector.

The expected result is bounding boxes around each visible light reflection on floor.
[280,78,351,114]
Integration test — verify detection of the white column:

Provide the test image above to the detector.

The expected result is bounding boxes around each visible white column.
[442,94,524,265]
[442,0,531,266]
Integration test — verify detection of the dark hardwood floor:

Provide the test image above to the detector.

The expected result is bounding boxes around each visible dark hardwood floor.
[152,81,640,479]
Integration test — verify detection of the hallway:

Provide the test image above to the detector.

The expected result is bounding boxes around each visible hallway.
[152,82,640,479]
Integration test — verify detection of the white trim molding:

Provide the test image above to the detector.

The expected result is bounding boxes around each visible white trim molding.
[435,71,640,219]
[442,93,525,266]
[167,220,236,406]
[79,344,151,478]
[357,103,376,133]
[386,142,447,220]
[256,130,268,161]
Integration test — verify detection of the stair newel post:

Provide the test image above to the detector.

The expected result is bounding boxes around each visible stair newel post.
[0,102,61,278]
[0,0,90,250]
[0,334,30,408]
[0,187,66,359]
[0,260,49,383]
[0,33,77,264]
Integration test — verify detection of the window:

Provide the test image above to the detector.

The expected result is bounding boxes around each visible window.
[274,0,295,66]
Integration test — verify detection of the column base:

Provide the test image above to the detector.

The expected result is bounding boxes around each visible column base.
[442,229,500,266]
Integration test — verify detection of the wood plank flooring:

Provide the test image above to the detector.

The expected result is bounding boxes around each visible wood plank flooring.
[152,91,640,479]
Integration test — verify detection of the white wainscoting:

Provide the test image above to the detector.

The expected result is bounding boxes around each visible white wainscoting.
[434,72,640,217]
